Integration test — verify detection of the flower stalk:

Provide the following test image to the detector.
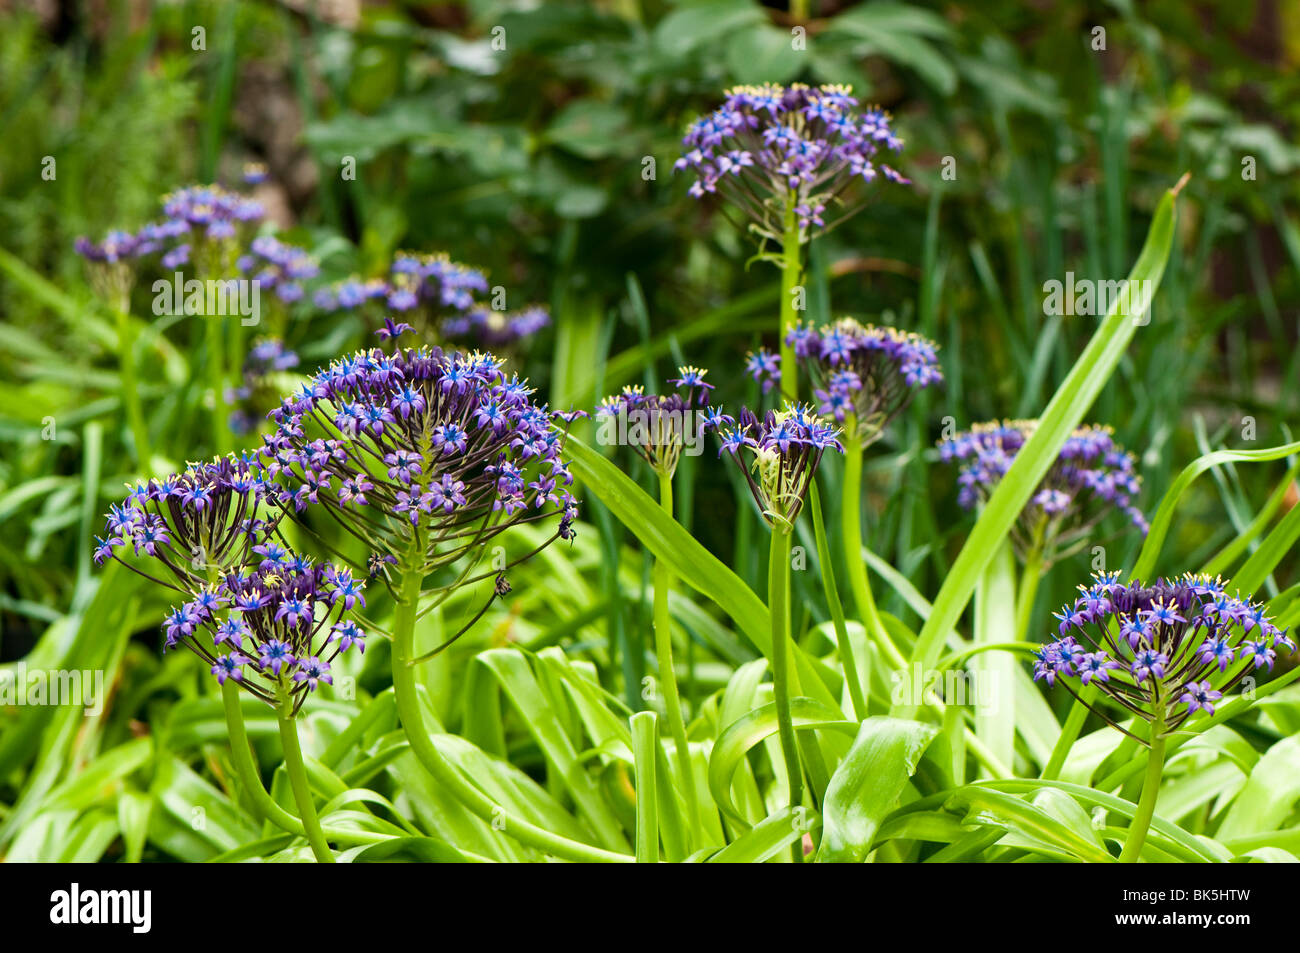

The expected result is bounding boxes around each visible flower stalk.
[767,524,803,862]
[221,680,391,849]
[779,200,801,403]
[653,471,701,843]
[841,420,905,668]
[273,679,334,863]
[388,534,631,863]
[1118,695,1166,863]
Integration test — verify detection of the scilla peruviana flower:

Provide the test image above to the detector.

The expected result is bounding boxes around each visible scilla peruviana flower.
[94,455,279,590]
[256,346,579,631]
[594,366,718,479]
[790,318,942,444]
[173,556,365,710]
[940,421,1146,566]
[675,83,909,245]
[1034,572,1293,740]
[711,403,844,529]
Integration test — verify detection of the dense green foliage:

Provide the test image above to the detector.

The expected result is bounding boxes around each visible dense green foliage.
[2,0,1299,863]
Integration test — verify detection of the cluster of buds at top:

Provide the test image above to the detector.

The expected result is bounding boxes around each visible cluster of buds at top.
[676,83,908,245]
[595,367,720,478]
[788,318,942,444]
[1034,572,1293,741]
[710,403,844,530]
[940,421,1146,565]
[256,346,579,630]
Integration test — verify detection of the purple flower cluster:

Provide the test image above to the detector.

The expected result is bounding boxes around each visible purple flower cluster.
[313,251,522,349]
[75,183,265,274]
[257,346,579,588]
[711,403,843,528]
[789,318,942,444]
[388,252,489,313]
[73,230,144,265]
[594,366,718,478]
[238,235,320,304]
[92,455,363,706]
[675,83,909,242]
[93,456,277,588]
[1034,572,1293,739]
[228,339,301,437]
[169,556,365,708]
[442,305,552,348]
[940,421,1146,563]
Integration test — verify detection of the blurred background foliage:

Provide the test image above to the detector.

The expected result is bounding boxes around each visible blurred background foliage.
[1,0,1298,859]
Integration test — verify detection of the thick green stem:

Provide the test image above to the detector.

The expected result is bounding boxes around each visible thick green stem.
[272,682,334,862]
[768,527,803,862]
[389,539,632,862]
[653,472,700,843]
[841,423,906,669]
[115,299,151,468]
[1118,715,1166,863]
[1015,544,1044,641]
[221,681,391,847]
[809,482,868,720]
[779,200,801,403]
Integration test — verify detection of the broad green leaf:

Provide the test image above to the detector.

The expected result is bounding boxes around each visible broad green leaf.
[708,697,857,824]
[706,806,814,863]
[1217,734,1300,841]
[817,717,939,862]
[944,786,1114,863]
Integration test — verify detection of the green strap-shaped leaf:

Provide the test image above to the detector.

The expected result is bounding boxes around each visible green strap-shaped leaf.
[944,787,1114,863]
[708,698,858,825]
[1132,441,1300,581]
[900,177,1185,703]
[565,435,771,654]
[817,717,939,863]
[705,806,815,863]
[1217,734,1300,842]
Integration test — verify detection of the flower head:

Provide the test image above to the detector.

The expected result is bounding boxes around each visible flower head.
[166,557,365,709]
[712,403,843,529]
[677,84,908,244]
[258,346,579,591]
[1034,572,1292,742]
[595,368,718,478]
[95,456,278,591]
[792,318,941,443]
[941,421,1146,565]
